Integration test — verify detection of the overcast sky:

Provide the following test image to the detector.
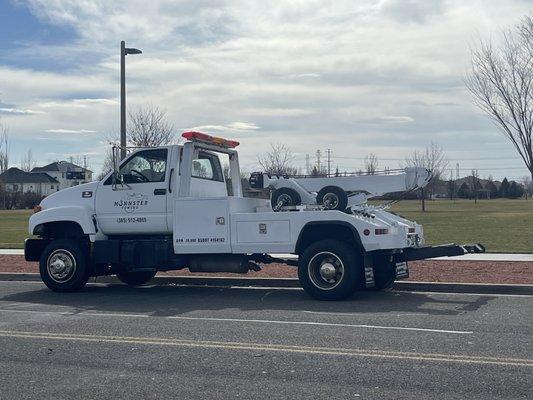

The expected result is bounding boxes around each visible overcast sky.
[0,0,531,180]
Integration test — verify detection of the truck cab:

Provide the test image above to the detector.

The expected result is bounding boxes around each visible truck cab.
[25,131,484,300]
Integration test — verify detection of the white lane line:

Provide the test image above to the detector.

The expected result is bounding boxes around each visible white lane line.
[164,315,473,334]
[0,309,150,318]
[0,308,472,334]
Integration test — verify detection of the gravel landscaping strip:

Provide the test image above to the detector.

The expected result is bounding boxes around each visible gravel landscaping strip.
[1,255,532,284]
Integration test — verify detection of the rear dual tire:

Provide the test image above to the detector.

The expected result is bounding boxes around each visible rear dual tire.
[116,270,156,286]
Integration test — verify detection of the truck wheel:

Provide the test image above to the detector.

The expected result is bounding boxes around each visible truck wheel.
[317,186,348,211]
[271,188,301,210]
[116,270,156,286]
[298,240,363,300]
[39,239,90,292]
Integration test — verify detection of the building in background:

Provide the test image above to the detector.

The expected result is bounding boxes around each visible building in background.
[0,167,59,196]
[31,161,93,190]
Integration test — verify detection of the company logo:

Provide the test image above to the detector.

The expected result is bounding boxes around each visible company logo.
[114,192,148,213]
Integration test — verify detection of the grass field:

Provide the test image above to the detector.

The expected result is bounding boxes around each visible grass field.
[0,209,33,249]
[388,199,533,253]
[0,199,532,252]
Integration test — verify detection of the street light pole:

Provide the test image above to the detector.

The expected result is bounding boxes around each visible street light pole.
[120,41,126,160]
[120,40,142,160]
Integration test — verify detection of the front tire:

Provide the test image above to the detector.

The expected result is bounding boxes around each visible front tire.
[39,239,90,292]
[116,270,156,286]
[298,240,363,300]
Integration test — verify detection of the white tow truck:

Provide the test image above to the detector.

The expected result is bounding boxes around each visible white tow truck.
[25,131,484,300]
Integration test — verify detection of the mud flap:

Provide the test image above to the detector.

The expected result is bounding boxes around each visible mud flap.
[364,254,375,288]
[394,260,409,279]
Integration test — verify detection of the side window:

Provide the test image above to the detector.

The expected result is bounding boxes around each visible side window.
[105,149,168,185]
[191,151,224,182]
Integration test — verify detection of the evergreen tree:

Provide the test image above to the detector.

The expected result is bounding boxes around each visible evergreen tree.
[508,181,525,198]
[457,182,470,198]
[499,178,510,198]
[485,180,499,199]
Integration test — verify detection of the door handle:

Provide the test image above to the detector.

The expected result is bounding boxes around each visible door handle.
[168,168,174,193]
[154,189,166,195]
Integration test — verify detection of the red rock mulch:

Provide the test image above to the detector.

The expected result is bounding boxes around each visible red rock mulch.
[1,255,532,284]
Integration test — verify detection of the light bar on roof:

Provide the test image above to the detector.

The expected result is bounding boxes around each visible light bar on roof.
[182,131,239,148]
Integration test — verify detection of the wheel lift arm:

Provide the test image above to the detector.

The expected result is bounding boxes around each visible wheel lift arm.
[401,243,486,261]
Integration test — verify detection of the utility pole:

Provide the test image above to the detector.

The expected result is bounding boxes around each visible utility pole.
[120,41,142,160]
[305,154,310,175]
[83,155,87,170]
[449,169,454,200]
[326,148,331,176]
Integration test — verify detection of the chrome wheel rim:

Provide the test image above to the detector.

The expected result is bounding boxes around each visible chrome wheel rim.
[47,249,76,283]
[322,193,339,209]
[308,252,345,290]
[277,193,293,206]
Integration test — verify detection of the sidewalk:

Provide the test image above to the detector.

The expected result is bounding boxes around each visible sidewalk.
[1,248,532,261]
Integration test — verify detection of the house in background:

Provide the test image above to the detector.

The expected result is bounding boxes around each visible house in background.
[31,161,93,190]
[0,167,59,196]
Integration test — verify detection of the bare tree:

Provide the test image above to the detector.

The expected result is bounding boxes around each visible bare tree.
[258,143,298,176]
[20,149,36,172]
[405,142,448,211]
[100,104,175,178]
[97,148,115,180]
[522,175,533,198]
[128,104,175,147]
[466,16,533,181]
[364,153,379,175]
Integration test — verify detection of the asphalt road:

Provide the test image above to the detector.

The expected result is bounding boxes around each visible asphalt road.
[0,281,531,399]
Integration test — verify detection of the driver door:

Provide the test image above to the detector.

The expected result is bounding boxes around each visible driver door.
[95,148,170,235]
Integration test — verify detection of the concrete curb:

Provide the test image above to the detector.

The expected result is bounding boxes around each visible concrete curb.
[1,272,532,295]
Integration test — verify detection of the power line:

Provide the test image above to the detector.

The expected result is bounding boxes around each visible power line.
[294,155,521,161]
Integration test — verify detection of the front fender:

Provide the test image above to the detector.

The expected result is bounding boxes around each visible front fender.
[29,206,96,236]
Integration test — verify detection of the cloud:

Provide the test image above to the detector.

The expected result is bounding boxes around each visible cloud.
[380,0,449,24]
[186,122,260,132]
[288,73,321,79]
[378,116,414,123]
[227,122,260,130]
[39,98,118,108]
[44,129,97,134]
[0,107,45,115]
[1,0,530,179]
